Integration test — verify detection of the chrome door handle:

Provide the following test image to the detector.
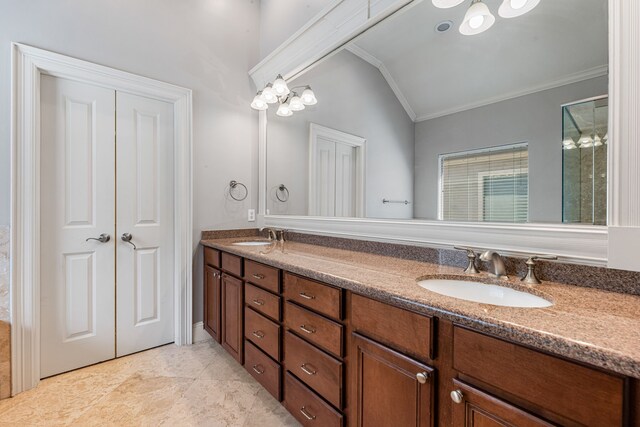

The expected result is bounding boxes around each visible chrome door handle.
[86,233,110,243]
[121,233,137,249]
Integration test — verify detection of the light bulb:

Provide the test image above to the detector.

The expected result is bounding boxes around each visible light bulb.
[498,0,540,18]
[469,15,485,29]
[301,87,317,105]
[562,136,575,147]
[262,84,278,104]
[594,134,603,147]
[276,102,293,117]
[431,0,465,8]
[272,74,290,96]
[579,133,593,148]
[460,1,495,36]
[289,94,305,111]
[250,91,268,111]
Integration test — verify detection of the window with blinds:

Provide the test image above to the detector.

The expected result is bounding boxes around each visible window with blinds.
[439,143,529,223]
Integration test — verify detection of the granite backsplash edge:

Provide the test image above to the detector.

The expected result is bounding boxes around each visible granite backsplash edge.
[200,228,640,296]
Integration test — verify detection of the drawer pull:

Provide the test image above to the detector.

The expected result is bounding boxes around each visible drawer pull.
[252,364,265,375]
[416,372,430,384]
[300,363,317,376]
[252,273,265,280]
[450,389,464,404]
[300,406,316,421]
[299,324,316,334]
[252,330,265,339]
[252,299,265,306]
[299,292,315,300]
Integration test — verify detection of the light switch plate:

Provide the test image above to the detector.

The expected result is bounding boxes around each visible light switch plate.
[247,209,256,222]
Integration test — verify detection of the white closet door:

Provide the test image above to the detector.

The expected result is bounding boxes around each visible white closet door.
[313,137,337,216]
[40,75,116,378]
[335,143,356,217]
[115,92,175,356]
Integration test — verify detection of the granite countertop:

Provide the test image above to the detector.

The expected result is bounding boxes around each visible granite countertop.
[201,237,640,379]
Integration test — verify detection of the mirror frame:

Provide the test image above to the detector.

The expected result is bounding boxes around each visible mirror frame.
[251,0,640,270]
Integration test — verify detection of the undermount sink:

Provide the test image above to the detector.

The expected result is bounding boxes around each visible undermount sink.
[417,279,553,308]
[231,240,273,246]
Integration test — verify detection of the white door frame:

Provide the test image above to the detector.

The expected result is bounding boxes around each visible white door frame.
[308,123,366,217]
[10,43,193,394]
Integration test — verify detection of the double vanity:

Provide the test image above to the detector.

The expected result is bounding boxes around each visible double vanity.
[201,231,640,426]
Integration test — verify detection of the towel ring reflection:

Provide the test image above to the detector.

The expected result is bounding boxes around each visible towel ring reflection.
[276,184,290,202]
[228,180,248,201]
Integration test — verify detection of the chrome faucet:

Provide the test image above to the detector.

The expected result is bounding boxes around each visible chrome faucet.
[479,250,508,279]
[259,227,278,241]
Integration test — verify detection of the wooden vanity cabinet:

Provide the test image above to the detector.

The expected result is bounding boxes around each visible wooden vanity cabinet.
[221,273,244,363]
[203,247,221,342]
[352,333,435,427]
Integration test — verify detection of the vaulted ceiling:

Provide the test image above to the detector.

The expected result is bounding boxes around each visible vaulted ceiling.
[348,0,608,121]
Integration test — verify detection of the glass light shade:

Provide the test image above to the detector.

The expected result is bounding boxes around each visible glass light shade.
[272,74,290,97]
[250,92,268,111]
[276,102,293,117]
[301,87,317,105]
[564,142,577,150]
[498,0,540,18]
[562,136,575,147]
[459,1,495,36]
[262,85,278,104]
[289,94,305,111]
[579,133,594,148]
[432,0,465,8]
[593,133,603,147]
[603,132,609,144]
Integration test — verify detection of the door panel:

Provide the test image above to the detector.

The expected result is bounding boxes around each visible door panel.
[314,137,336,216]
[40,75,116,378]
[335,144,356,217]
[116,92,175,356]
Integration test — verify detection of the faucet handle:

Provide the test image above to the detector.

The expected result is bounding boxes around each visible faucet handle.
[454,246,480,274]
[521,255,558,285]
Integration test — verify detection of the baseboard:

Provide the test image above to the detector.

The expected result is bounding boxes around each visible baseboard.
[192,321,213,343]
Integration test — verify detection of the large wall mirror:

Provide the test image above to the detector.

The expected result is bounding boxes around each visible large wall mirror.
[265,0,609,226]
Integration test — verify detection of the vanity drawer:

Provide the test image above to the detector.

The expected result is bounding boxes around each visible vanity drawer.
[245,340,281,401]
[285,302,343,358]
[351,293,433,361]
[204,247,220,268]
[221,252,243,277]
[284,331,343,409]
[245,283,281,321]
[284,273,342,320]
[453,326,625,426]
[245,260,280,293]
[245,307,281,361]
[284,372,343,427]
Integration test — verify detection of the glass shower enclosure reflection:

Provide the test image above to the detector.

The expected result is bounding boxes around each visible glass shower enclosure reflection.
[562,96,608,225]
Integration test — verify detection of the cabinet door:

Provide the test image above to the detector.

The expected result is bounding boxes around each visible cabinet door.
[204,266,221,343]
[352,333,434,427]
[451,380,553,427]
[221,273,244,363]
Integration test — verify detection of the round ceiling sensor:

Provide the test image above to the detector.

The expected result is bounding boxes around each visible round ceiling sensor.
[435,20,453,33]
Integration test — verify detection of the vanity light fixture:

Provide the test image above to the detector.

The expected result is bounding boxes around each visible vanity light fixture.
[593,133,603,147]
[578,133,594,149]
[460,0,495,36]
[562,136,577,150]
[251,76,317,116]
[498,0,541,18]
[433,0,538,36]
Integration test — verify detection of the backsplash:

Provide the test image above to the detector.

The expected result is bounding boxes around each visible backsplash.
[284,231,640,296]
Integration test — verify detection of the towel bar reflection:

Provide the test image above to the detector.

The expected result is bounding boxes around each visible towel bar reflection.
[383,199,411,205]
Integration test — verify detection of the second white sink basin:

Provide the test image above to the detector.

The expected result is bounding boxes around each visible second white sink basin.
[417,279,552,308]
[231,241,273,246]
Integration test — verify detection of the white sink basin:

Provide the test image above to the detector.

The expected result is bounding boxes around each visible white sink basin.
[231,241,273,246]
[417,279,552,308]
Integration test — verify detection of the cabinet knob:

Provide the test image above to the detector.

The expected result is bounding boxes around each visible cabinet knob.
[450,389,464,404]
[416,372,429,384]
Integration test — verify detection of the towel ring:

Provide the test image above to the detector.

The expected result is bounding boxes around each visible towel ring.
[276,184,290,202]
[228,180,248,201]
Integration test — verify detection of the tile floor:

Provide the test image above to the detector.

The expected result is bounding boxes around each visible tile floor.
[0,340,300,426]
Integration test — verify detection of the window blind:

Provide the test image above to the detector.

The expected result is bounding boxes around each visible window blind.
[440,143,529,223]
